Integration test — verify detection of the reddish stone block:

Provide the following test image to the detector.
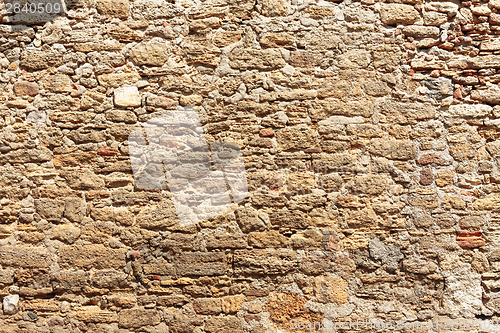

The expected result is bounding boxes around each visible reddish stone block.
[259,128,274,137]
[417,153,447,166]
[98,147,119,156]
[457,231,486,249]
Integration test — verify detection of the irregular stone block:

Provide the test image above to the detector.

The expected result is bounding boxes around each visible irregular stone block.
[229,48,286,70]
[380,4,420,25]
[446,104,492,117]
[3,295,19,315]
[118,308,161,328]
[96,0,130,18]
[474,194,500,210]
[20,50,63,70]
[249,230,288,248]
[276,125,316,150]
[60,169,105,190]
[233,249,297,275]
[114,86,141,108]
[128,42,169,66]
[44,74,73,93]
[257,0,290,16]
[235,207,267,233]
[0,247,52,269]
[206,234,248,249]
[222,295,244,314]
[59,245,126,269]
[311,276,348,304]
[35,198,65,221]
[13,81,39,96]
[402,25,440,38]
[92,269,130,288]
[146,95,178,109]
[51,224,81,243]
[471,86,500,104]
[105,110,138,123]
[176,252,229,276]
[74,306,118,323]
[64,197,85,223]
[369,139,416,160]
[193,298,222,315]
[51,270,88,292]
[480,39,500,51]
[205,317,243,333]
[0,147,53,164]
[98,73,141,88]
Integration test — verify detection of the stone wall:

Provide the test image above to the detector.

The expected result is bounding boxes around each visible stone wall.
[1,0,500,331]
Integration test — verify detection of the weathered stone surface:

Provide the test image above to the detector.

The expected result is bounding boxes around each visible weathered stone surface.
[3,0,500,330]
[402,26,440,38]
[96,0,130,18]
[234,249,297,275]
[442,266,482,318]
[369,238,403,272]
[0,247,52,269]
[457,231,485,249]
[176,252,229,276]
[44,74,73,93]
[446,104,492,117]
[380,4,420,25]
[468,56,500,69]
[312,276,348,304]
[235,207,267,232]
[471,87,500,104]
[64,197,85,222]
[20,50,63,69]
[60,169,105,190]
[205,317,243,333]
[98,73,141,88]
[423,11,447,25]
[74,307,118,323]
[119,308,160,328]
[35,199,65,221]
[229,48,286,70]
[3,295,19,315]
[480,40,500,51]
[59,245,126,269]
[376,100,435,124]
[222,295,244,314]
[114,86,141,108]
[146,95,178,109]
[449,144,476,161]
[257,0,290,16]
[249,230,288,248]
[128,42,169,66]
[193,298,222,315]
[51,270,88,292]
[0,147,53,164]
[487,141,500,156]
[13,81,39,96]
[136,200,178,230]
[105,110,138,123]
[276,125,316,150]
[474,194,500,210]
[51,224,81,243]
[289,51,321,68]
[0,269,14,285]
[403,257,438,275]
[369,139,416,160]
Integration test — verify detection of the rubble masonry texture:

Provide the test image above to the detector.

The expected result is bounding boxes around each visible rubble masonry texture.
[1,0,500,331]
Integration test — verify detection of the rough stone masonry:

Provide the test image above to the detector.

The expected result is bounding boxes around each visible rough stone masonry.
[1,0,500,331]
